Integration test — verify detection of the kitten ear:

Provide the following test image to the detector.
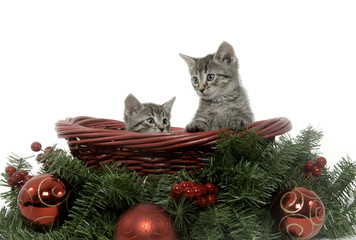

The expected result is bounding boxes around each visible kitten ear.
[162,96,176,113]
[213,41,237,65]
[179,54,196,70]
[124,94,144,116]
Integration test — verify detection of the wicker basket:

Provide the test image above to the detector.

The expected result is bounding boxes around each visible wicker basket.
[55,116,292,175]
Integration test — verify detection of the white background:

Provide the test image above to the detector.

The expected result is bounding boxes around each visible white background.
[0,1,355,238]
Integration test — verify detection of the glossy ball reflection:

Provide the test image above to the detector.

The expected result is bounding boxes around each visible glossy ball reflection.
[271,187,325,240]
[114,203,177,240]
[17,174,73,230]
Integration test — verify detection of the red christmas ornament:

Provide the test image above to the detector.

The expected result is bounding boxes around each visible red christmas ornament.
[17,174,73,231]
[271,187,325,240]
[114,203,177,240]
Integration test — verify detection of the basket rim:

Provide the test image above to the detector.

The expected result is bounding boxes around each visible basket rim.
[55,116,292,151]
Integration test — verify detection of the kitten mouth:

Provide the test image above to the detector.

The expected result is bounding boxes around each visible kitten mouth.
[199,91,216,100]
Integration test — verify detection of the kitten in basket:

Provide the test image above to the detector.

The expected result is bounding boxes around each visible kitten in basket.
[180,41,254,132]
[124,94,176,133]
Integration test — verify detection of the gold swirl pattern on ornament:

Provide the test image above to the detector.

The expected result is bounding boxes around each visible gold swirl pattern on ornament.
[279,214,314,239]
[19,187,34,214]
[37,176,71,207]
[280,188,304,214]
[151,213,170,235]
[33,215,56,224]
[309,199,324,226]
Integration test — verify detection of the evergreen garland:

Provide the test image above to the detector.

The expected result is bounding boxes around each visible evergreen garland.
[0,126,355,239]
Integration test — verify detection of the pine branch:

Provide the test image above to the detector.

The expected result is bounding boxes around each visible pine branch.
[190,205,228,240]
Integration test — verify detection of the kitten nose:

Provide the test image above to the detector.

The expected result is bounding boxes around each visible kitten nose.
[199,88,205,93]
[157,124,165,132]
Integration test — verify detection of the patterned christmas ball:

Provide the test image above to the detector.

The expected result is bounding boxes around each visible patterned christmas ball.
[114,203,177,240]
[270,187,325,240]
[17,174,74,231]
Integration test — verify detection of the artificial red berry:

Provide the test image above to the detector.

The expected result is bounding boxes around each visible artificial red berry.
[16,182,24,190]
[36,153,44,162]
[19,170,28,178]
[23,175,33,183]
[196,183,206,195]
[7,177,16,187]
[44,146,52,153]
[204,182,215,194]
[199,196,207,207]
[181,181,194,189]
[312,166,323,177]
[192,185,202,198]
[5,166,16,177]
[183,187,195,199]
[31,142,42,152]
[213,186,219,194]
[170,190,181,200]
[11,171,23,183]
[171,183,183,195]
[195,196,207,208]
[206,194,217,205]
[304,161,315,171]
[316,157,327,168]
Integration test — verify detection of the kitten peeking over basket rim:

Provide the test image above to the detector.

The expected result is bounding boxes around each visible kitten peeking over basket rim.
[124,94,176,133]
[180,41,254,132]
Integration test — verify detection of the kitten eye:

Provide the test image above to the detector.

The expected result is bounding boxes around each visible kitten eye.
[207,74,215,82]
[162,118,168,125]
[192,77,199,85]
[146,118,155,124]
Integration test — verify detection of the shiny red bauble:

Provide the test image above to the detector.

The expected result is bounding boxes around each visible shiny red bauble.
[114,203,177,240]
[271,187,325,240]
[17,174,73,231]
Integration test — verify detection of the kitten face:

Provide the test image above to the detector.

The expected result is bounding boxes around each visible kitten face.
[180,42,239,100]
[124,94,175,133]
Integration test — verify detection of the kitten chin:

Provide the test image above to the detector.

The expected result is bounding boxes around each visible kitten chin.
[180,41,254,132]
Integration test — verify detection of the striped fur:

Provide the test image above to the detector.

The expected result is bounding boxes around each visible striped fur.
[180,42,254,132]
[124,94,175,133]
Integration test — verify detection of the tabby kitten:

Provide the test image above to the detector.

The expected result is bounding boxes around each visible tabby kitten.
[124,94,176,133]
[180,41,254,132]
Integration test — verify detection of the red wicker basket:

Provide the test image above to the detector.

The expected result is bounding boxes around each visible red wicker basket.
[55,116,292,175]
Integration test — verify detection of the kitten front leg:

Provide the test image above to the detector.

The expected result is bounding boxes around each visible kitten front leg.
[185,120,209,132]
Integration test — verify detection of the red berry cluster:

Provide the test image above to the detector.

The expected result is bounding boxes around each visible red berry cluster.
[170,181,219,208]
[302,156,327,178]
[31,141,54,163]
[5,166,33,190]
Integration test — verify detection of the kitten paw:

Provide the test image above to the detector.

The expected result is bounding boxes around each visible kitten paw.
[229,118,249,131]
[185,122,208,132]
